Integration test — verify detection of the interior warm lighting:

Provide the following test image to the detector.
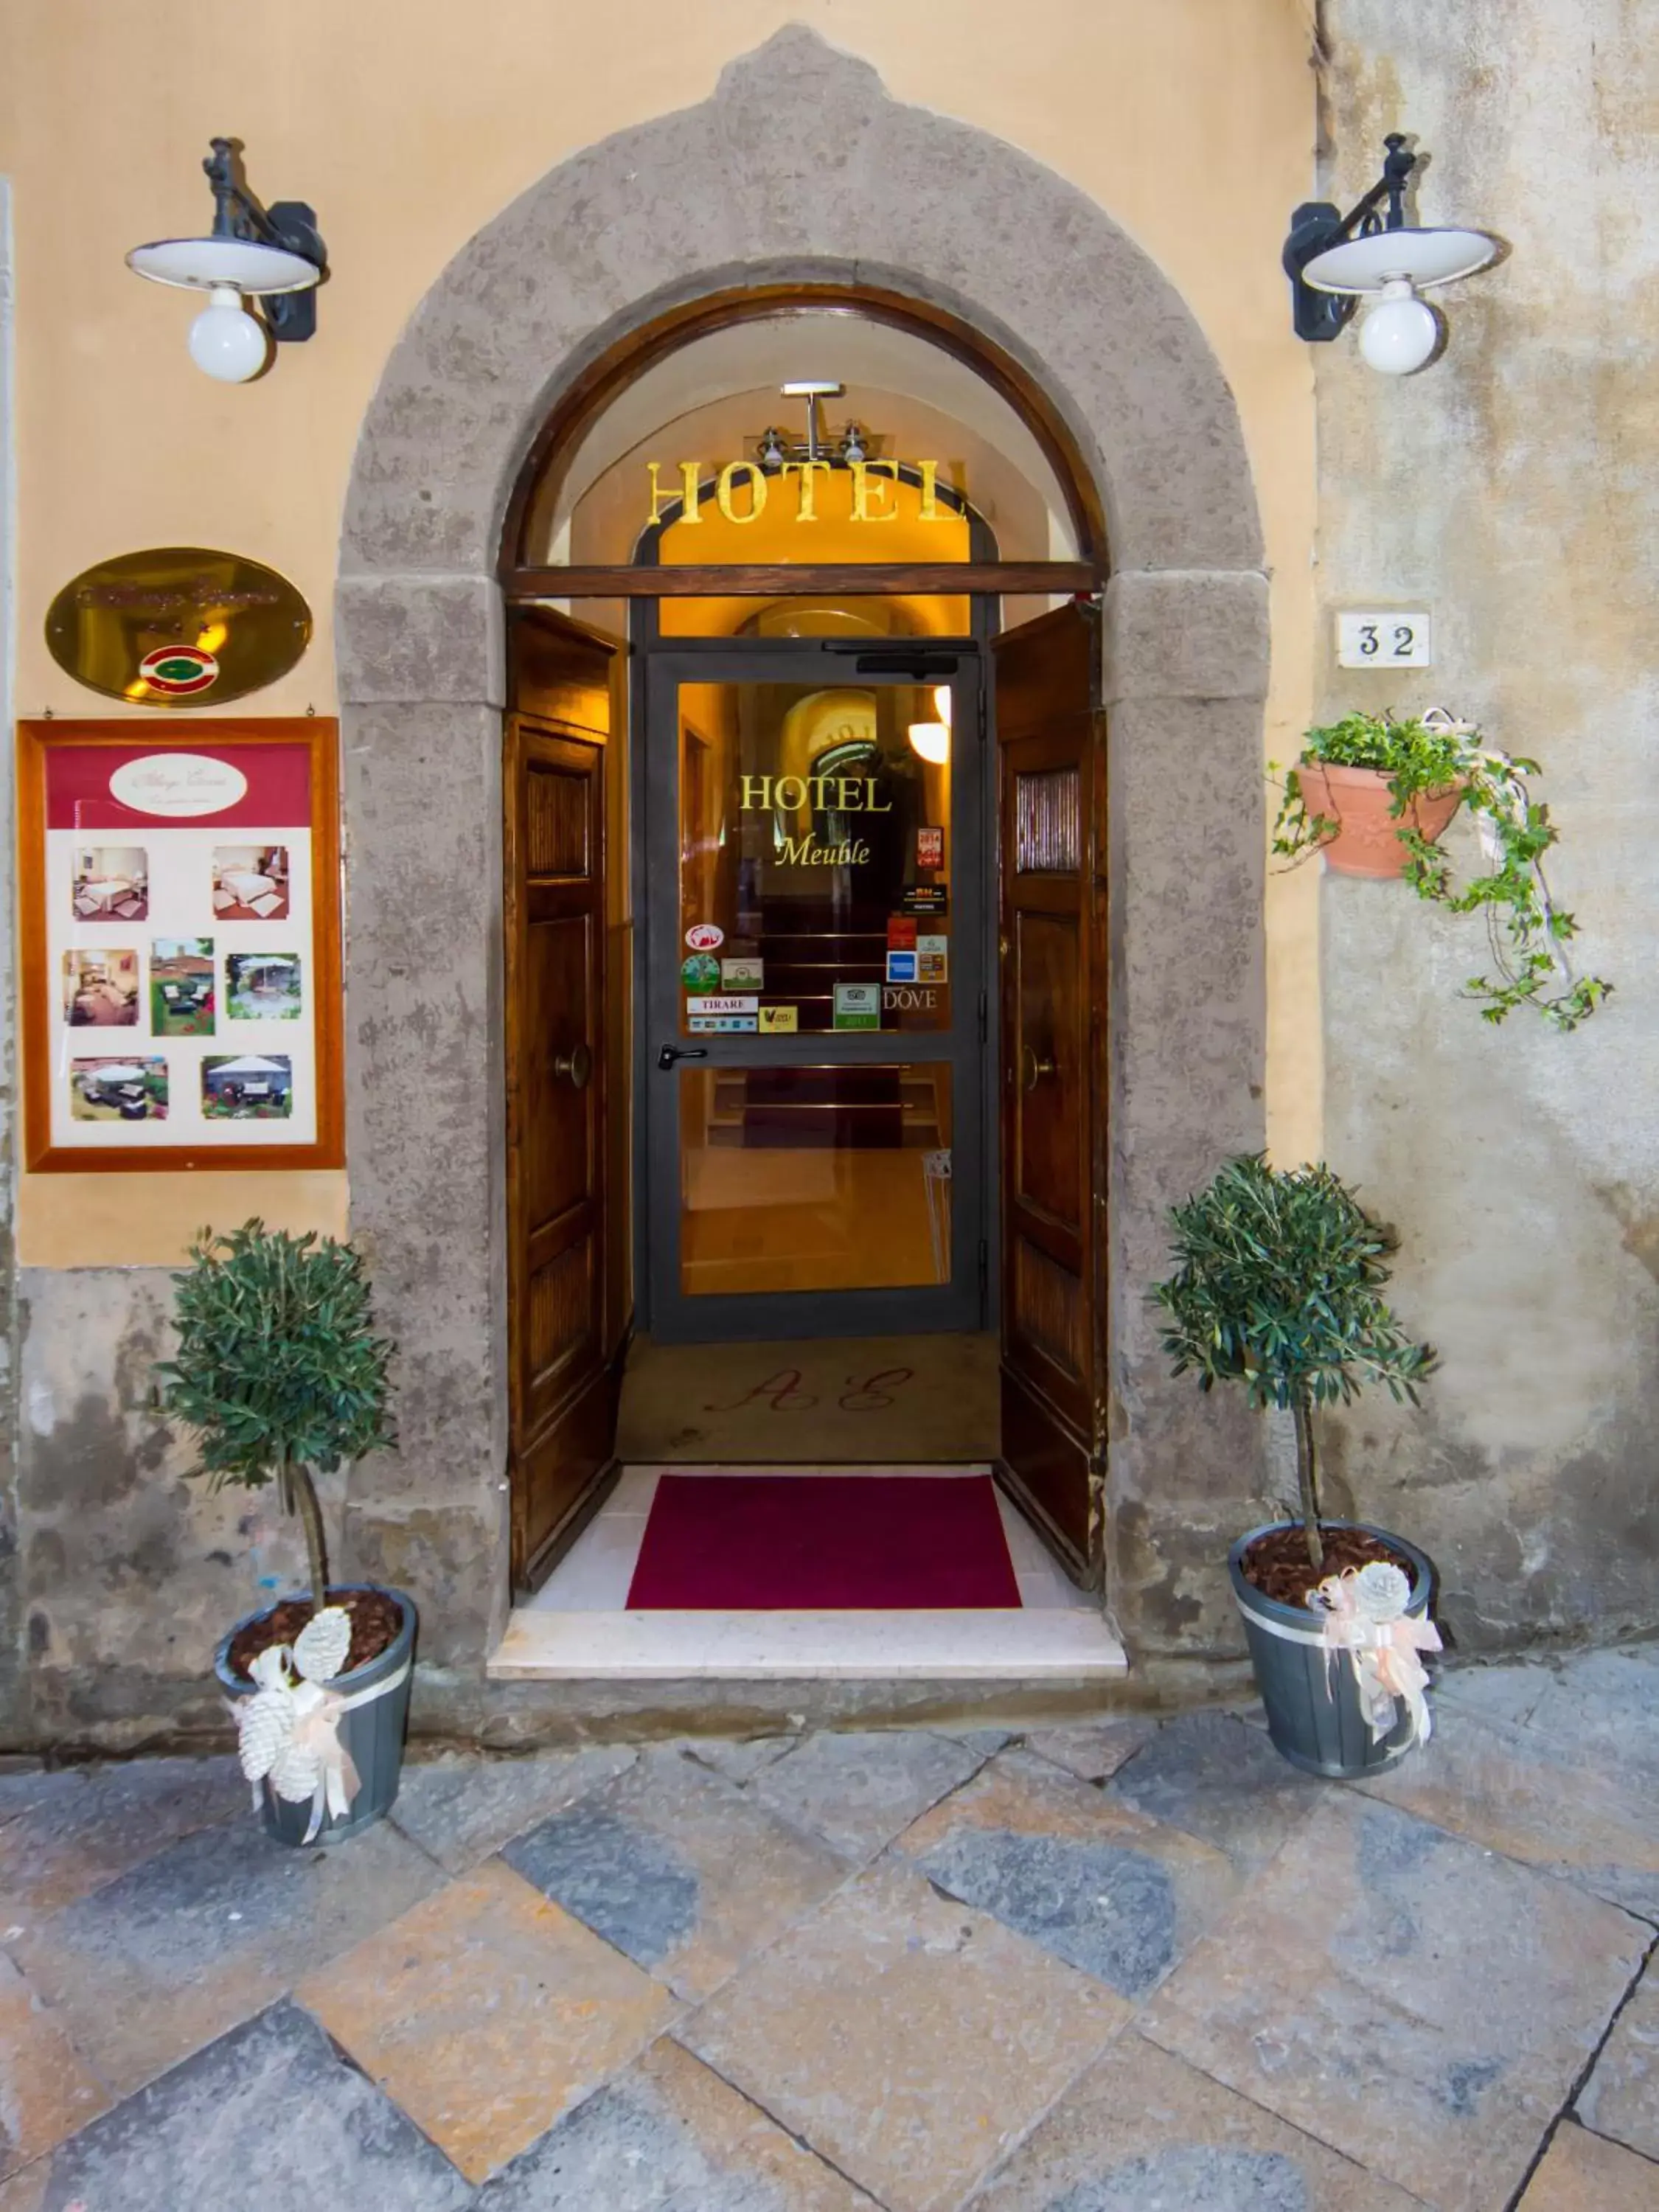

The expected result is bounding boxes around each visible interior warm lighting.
[932,685,953,725]
[908,720,950,765]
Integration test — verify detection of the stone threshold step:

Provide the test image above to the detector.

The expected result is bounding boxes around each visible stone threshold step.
[488,1607,1129,1682]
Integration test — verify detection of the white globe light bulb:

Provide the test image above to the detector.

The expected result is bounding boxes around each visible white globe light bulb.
[187,286,269,383]
[1357,278,1440,376]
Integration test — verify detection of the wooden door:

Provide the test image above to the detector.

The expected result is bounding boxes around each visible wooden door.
[994,601,1105,1584]
[505,609,622,1587]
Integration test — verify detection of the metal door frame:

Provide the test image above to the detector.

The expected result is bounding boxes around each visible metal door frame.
[633,633,992,1343]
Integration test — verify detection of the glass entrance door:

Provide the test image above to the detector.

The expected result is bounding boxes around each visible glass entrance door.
[643,642,986,1342]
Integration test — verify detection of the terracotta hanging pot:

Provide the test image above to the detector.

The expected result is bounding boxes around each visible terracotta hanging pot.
[1295,762,1463,879]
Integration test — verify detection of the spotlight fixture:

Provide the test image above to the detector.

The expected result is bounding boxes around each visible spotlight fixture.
[128,139,326,383]
[1283,134,1498,375]
[748,383,888,470]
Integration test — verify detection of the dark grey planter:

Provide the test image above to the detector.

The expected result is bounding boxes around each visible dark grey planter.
[215,1587,417,1846]
[1229,1522,1436,1779]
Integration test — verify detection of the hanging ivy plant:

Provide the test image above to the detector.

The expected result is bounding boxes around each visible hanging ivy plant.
[1273,710,1612,1032]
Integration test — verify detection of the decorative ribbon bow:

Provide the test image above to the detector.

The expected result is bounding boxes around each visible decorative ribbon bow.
[1310,1561,1442,1747]
[230,1604,406,1843]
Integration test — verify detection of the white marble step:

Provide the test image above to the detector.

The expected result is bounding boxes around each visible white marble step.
[488,1605,1128,1681]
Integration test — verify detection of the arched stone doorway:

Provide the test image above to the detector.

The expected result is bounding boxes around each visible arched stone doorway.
[335,26,1268,1700]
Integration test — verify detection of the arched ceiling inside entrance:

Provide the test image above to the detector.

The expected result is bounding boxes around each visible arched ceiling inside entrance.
[521,311,1081,569]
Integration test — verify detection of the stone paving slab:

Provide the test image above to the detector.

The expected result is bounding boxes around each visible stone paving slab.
[504,1747,851,2000]
[1441,1649,1659,1787]
[1576,1954,1659,2161]
[748,1726,984,1860]
[6,2000,471,2212]
[1354,1703,1659,1921]
[11,1809,445,2098]
[1022,1715,1158,1783]
[1103,1708,1325,1872]
[1517,2120,1659,2208]
[390,1743,637,1872]
[673,1733,803,1784]
[681,1858,1127,2212]
[966,2030,1431,2211]
[473,2034,880,2210]
[897,1745,1242,2000]
[0,1756,243,1920]
[298,1856,680,2182]
[0,1955,108,2181]
[1141,1791,1649,2212]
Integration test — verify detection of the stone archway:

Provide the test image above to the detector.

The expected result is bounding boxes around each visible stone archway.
[335,25,1269,1700]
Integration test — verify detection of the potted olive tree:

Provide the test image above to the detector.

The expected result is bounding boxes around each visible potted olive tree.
[153,1220,414,1846]
[1274,709,1610,1030]
[1151,1155,1442,1778]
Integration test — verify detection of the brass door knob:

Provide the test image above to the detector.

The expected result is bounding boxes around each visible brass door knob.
[1021,1046,1057,1092]
[554,1041,593,1091]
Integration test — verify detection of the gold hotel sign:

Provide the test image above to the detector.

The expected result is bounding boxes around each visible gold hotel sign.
[46,546,312,709]
[647,459,951,525]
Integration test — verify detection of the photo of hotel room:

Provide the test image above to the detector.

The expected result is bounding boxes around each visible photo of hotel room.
[63,947,140,1026]
[72,848,147,921]
[211,846,290,922]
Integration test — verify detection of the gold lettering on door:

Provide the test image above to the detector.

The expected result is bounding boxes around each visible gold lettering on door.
[738,776,892,814]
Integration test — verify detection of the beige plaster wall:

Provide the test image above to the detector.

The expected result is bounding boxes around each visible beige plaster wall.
[1314,0,1659,1647]
[1,0,1320,1267]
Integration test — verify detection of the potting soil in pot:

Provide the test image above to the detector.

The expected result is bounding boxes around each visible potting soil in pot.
[225,1588,403,1680]
[1240,1524,1416,1611]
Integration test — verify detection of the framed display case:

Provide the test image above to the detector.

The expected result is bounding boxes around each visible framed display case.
[18,718,343,1171]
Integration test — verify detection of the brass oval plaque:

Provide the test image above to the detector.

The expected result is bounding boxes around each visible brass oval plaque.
[45,546,311,708]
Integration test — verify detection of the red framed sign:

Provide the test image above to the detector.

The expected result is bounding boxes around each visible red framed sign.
[18,719,344,1171]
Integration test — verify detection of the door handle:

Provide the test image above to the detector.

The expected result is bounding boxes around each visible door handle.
[553,1042,593,1091]
[657,1044,709,1071]
[1021,1046,1057,1092]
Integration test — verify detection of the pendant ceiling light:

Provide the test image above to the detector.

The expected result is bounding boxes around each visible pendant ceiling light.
[1284,134,1499,375]
[128,139,326,383]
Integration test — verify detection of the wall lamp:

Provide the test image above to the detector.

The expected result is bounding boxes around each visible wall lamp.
[1284,134,1498,375]
[127,139,326,384]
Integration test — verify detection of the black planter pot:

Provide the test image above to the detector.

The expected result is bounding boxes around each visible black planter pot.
[215,1586,417,1846]
[1229,1523,1436,1779]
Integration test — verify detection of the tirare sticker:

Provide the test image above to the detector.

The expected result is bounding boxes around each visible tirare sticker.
[759,1006,799,1033]
[886,950,918,984]
[686,995,759,1017]
[685,923,724,950]
[681,952,720,990]
[832,981,881,1031]
[721,956,763,987]
[917,934,948,982]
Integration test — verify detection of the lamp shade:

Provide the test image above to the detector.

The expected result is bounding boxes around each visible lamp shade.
[1302,226,1498,295]
[127,235,321,294]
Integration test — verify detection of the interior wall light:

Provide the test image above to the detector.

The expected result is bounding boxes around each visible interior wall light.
[127,138,326,383]
[908,685,953,765]
[1284,134,1498,375]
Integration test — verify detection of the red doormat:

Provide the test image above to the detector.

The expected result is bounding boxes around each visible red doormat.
[625,1473,1022,1610]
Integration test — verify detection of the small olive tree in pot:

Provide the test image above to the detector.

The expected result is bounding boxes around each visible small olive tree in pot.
[1151,1154,1442,1778]
[154,1220,415,1846]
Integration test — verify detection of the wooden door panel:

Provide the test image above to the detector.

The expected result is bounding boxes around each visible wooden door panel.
[506,608,622,1589]
[995,601,1104,1585]
[525,906,594,1226]
[1013,904,1083,1234]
